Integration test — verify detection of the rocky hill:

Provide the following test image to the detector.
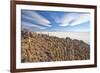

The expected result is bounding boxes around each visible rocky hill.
[21,29,90,63]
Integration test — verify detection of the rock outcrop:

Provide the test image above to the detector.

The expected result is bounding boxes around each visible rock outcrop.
[21,29,90,63]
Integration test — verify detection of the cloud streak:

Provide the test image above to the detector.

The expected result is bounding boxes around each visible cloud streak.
[22,21,46,29]
[22,11,52,27]
[70,14,90,26]
[21,10,90,32]
[59,13,76,26]
[58,13,90,27]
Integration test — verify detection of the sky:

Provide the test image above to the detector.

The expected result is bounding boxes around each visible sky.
[21,10,90,32]
[36,32,90,44]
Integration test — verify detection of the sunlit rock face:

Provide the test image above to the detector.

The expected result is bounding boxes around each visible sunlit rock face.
[21,29,90,63]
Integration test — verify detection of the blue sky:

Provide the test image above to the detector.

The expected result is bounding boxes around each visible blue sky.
[21,10,90,32]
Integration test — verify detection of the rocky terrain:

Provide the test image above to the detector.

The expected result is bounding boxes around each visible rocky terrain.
[21,29,90,63]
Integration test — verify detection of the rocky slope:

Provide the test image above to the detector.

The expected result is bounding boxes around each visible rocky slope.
[21,29,90,63]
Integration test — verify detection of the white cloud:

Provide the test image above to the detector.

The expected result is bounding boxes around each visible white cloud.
[22,21,46,29]
[59,13,77,26]
[22,11,52,27]
[50,13,61,23]
[70,14,90,26]
[59,23,69,26]
[58,13,90,27]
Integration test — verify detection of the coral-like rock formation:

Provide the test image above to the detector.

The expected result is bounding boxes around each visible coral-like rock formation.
[21,29,90,63]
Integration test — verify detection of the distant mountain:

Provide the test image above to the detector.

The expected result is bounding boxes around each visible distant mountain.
[21,29,90,62]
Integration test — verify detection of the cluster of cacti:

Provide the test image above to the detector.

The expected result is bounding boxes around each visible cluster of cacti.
[21,29,90,63]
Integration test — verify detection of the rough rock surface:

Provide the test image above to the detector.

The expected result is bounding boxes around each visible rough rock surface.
[21,29,90,62]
